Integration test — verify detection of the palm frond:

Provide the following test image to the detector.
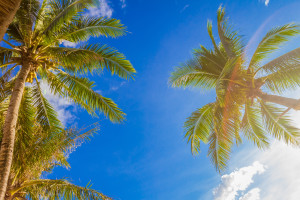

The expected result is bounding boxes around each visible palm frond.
[249,23,300,69]
[217,6,242,58]
[40,0,97,37]
[57,17,126,43]
[241,100,269,149]
[262,65,300,94]
[184,103,215,155]
[17,87,35,136]
[208,103,239,172]
[169,60,218,89]
[46,71,125,122]
[31,79,62,131]
[14,179,111,200]
[207,20,226,59]
[260,101,300,145]
[47,44,135,79]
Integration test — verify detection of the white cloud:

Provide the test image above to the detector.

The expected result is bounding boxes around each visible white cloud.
[213,162,265,200]
[40,81,76,126]
[87,0,113,18]
[230,140,300,200]
[239,188,261,200]
[60,40,78,48]
[120,0,126,9]
[265,0,270,6]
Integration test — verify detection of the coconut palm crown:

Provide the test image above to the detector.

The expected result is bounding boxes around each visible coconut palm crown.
[0,90,110,199]
[0,0,135,197]
[170,6,300,172]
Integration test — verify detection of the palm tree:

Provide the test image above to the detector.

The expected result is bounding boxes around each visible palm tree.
[0,0,136,197]
[0,90,111,199]
[170,6,300,172]
[0,0,22,41]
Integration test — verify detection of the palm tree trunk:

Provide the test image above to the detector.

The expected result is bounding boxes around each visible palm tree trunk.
[0,62,31,200]
[257,92,300,110]
[0,0,22,41]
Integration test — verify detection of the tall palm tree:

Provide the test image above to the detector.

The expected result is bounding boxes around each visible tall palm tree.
[0,0,22,41]
[0,0,136,197]
[170,6,300,172]
[0,90,110,200]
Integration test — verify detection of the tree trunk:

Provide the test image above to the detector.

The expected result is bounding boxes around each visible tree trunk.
[0,0,22,41]
[0,62,31,200]
[257,92,300,110]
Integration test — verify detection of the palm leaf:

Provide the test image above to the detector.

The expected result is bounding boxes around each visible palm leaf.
[217,6,242,58]
[241,100,269,149]
[249,23,300,68]
[13,179,111,200]
[184,103,215,155]
[169,61,218,89]
[45,71,125,122]
[260,101,300,145]
[40,0,97,37]
[31,79,62,131]
[47,44,135,79]
[208,103,238,172]
[57,17,126,43]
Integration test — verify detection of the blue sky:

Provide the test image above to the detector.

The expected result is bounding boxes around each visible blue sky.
[47,0,300,199]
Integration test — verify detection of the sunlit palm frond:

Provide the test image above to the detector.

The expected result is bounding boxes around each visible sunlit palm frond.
[241,100,269,149]
[217,6,242,58]
[194,45,226,73]
[46,71,125,122]
[262,65,300,94]
[31,79,62,131]
[257,47,300,73]
[0,48,13,66]
[48,44,135,79]
[184,103,215,155]
[207,20,226,59]
[260,101,300,145]
[40,0,97,37]
[17,87,35,136]
[19,179,111,200]
[215,57,243,106]
[57,17,126,44]
[249,23,300,69]
[208,103,239,172]
[169,60,218,89]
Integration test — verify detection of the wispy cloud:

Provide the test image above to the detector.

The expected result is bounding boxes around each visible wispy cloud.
[40,81,76,126]
[180,4,189,13]
[120,0,126,9]
[87,0,113,18]
[213,162,265,200]
[265,0,270,6]
[110,81,126,91]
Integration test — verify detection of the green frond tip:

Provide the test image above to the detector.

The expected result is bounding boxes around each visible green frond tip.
[59,17,127,43]
[32,80,63,131]
[184,103,215,155]
[19,179,111,200]
[249,23,300,69]
[242,100,269,149]
[48,72,126,123]
[260,101,300,145]
[169,61,218,90]
[208,131,231,173]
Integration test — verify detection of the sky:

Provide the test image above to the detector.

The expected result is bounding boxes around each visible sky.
[45,0,300,199]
